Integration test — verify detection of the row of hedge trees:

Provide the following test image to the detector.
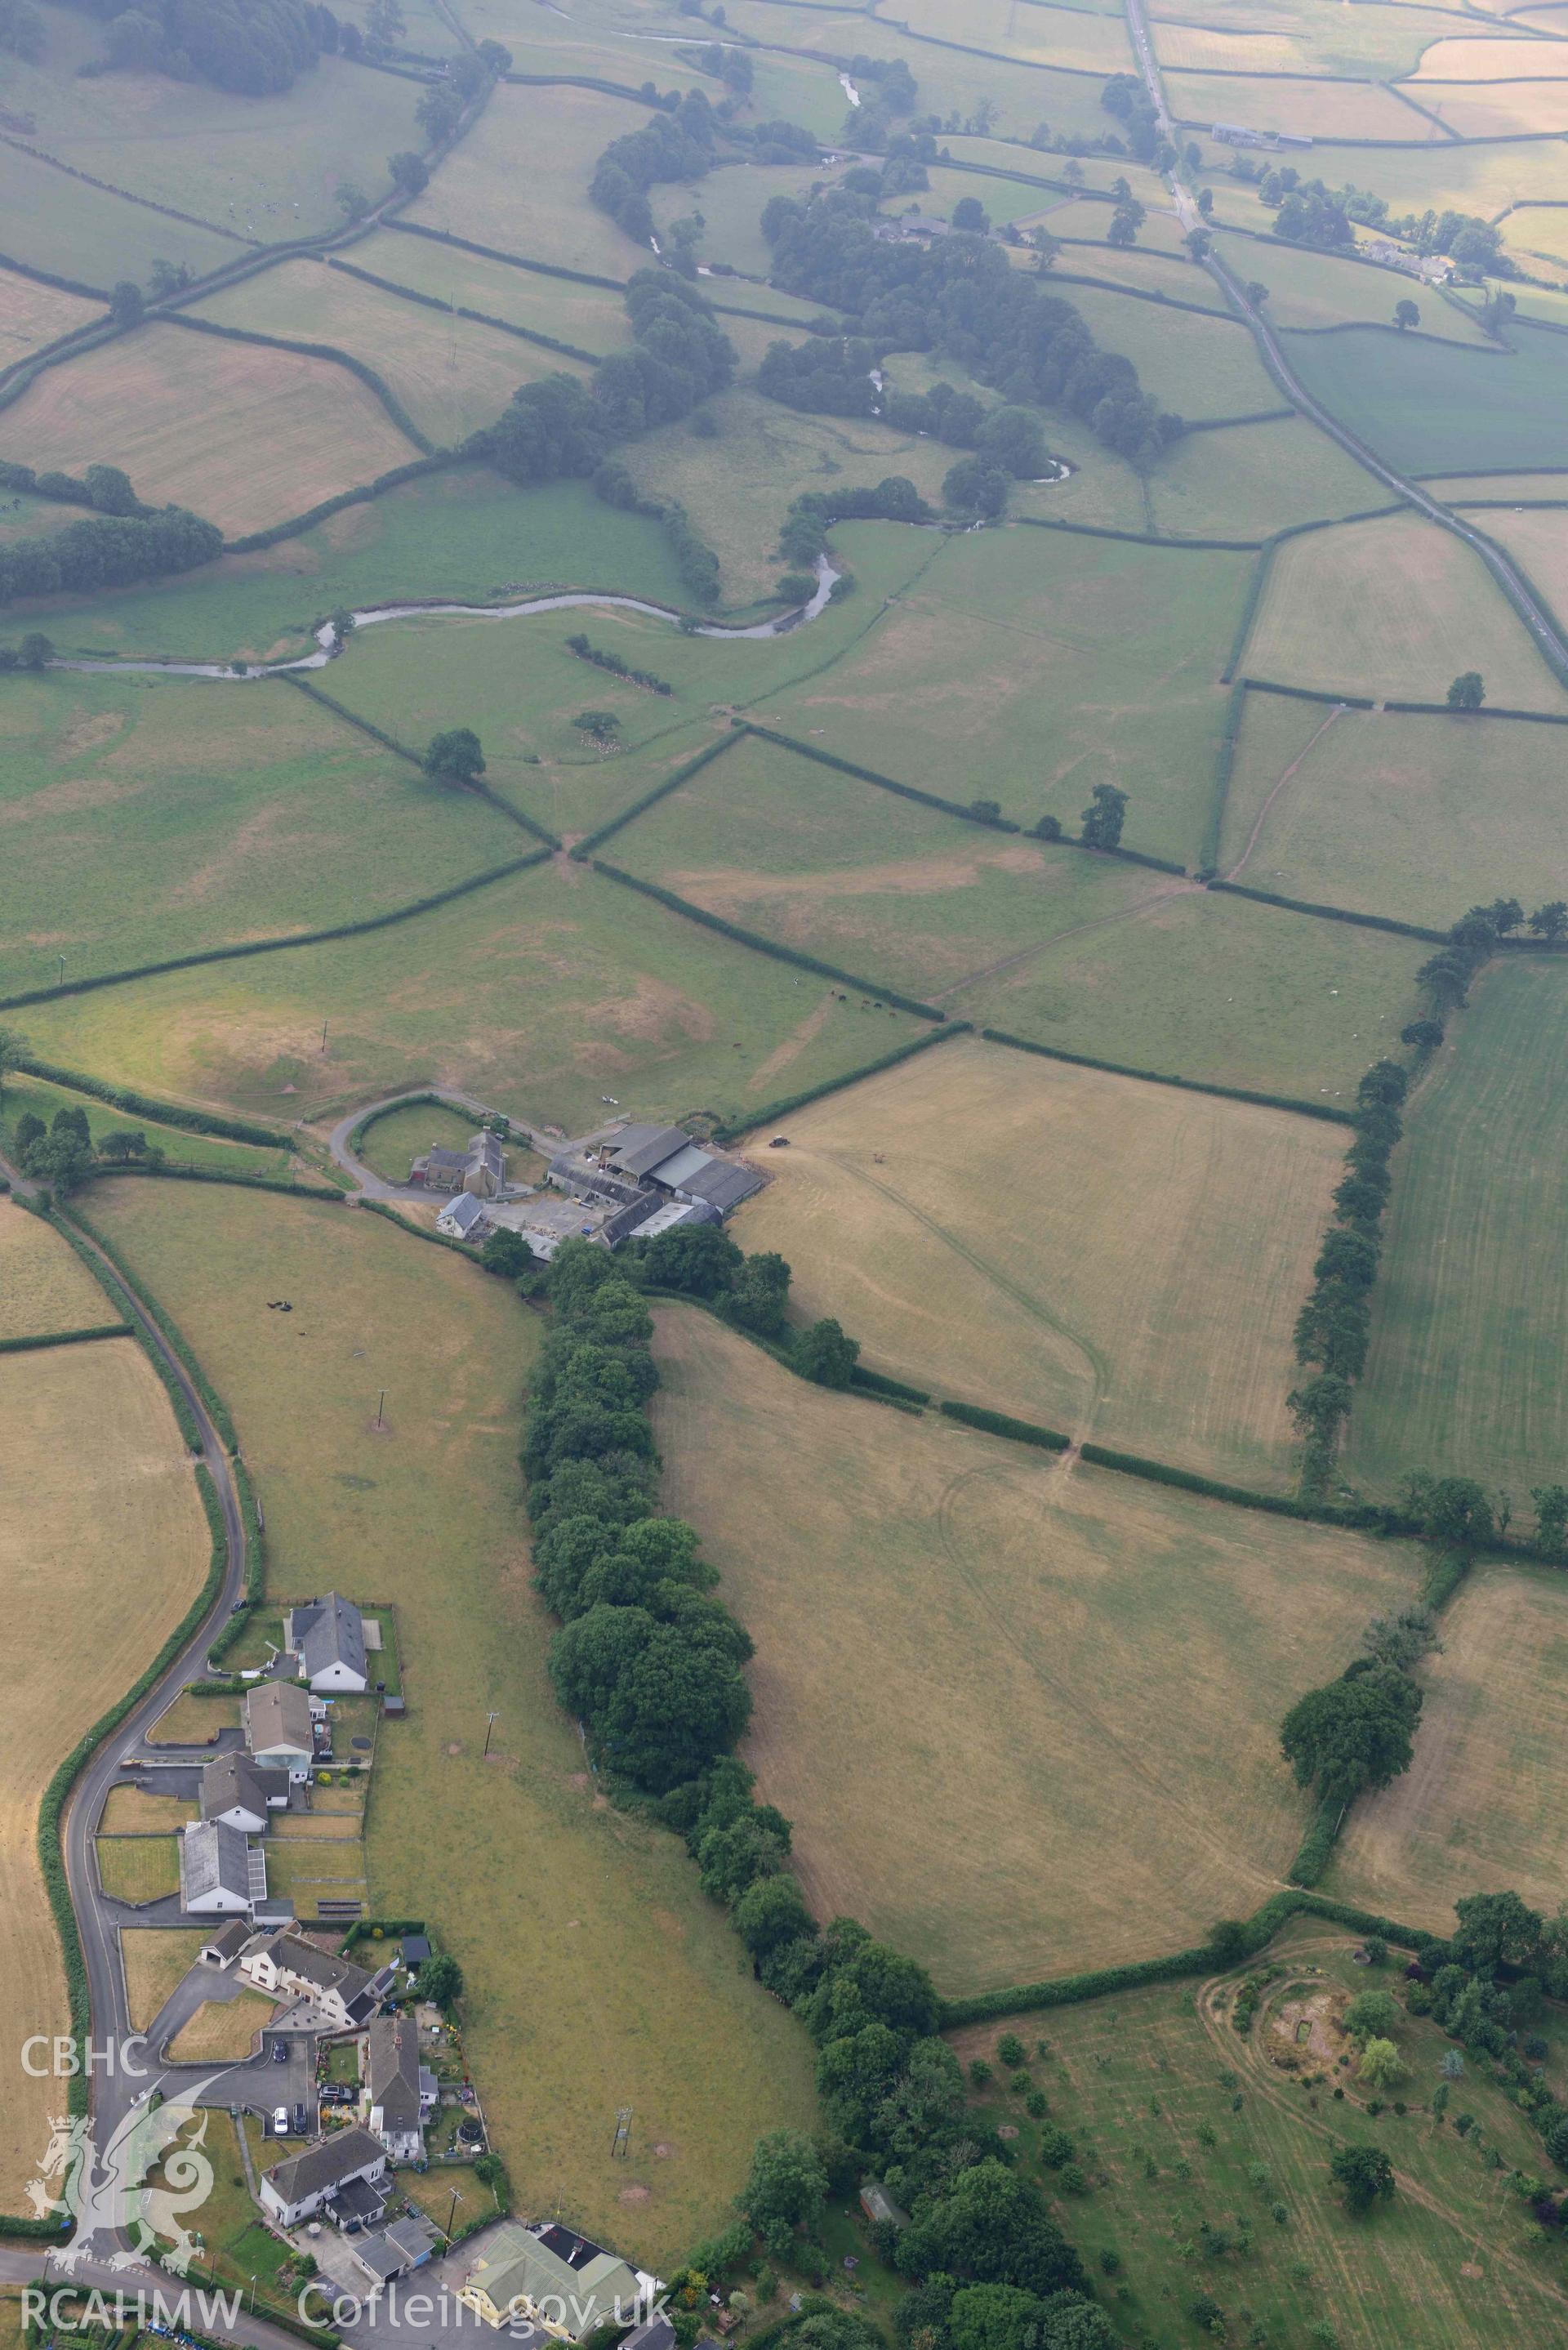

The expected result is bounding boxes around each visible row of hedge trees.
[0,502,222,608]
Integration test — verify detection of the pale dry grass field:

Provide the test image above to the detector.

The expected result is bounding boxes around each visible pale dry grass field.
[733,1033,1343,1488]
[1463,505,1568,629]
[166,1991,278,2062]
[1416,78,1568,134]
[0,265,103,364]
[0,1200,119,1339]
[100,1784,198,1832]
[1244,511,1568,708]
[96,1836,180,1902]
[0,1338,207,2204]
[1330,1565,1568,1933]
[121,1928,207,2030]
[0,324,417,536]
[1165,71,1421,137]
[653,1311,1422,1992]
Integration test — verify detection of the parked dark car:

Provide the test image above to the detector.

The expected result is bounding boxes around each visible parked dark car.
[294,2102,308,2133]
[271,2040,287,2063]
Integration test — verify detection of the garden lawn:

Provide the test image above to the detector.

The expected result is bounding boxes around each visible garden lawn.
[1146,415,1389,539]
[354,1101,483,1185]
[652,1311,1421,1992]
[101,1786,199,1833]
[194,261,583,448]
[0,667,525,999]
[1331,1563,1568,1934]
[0,1194,121,1338]
[166,1991,278,2062]
[38,474,695,667]
[0,323,418,540]
[1345,957,1568,1500]
[17,858,929,1133]
[96,1837,180,1903]
[732,1031,1343,1489]
[1218,694,1568,928]
[86,1180,817,2268]
[951,1918,1568,2350]
[755,523,1251,863]
[1282,319,1568,475]
[119,1929,206,2030]
[1242,511,1568,711]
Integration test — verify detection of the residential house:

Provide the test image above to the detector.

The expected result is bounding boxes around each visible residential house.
[415,1132,506,1199]
[178,1820,256,1916]
[458,2223,642,2337]
[245,1681,316,1781]
[437,1192,490,1242]
[200,1751,289,1834]
[239,1931,385,2028]
[363,2012,432,2160]
[619,2319,675,2350]
[260,2126,388,2229]
[287,1592,369,1692]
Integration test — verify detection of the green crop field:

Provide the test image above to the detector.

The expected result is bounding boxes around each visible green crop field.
[33,474,697,667]
[1218,693,1568,929]
[1243,511,1568,710]
[0,667,523,998]
[756,523,1251,863]
[84,1180,817,2268]
[1331,1562,1568,1935]
[653,1310,1420,1991]
[1147,415,1389,538]
[733,1031,1344,1487]
[951,1919,1568,2350]
[1345,958,1568,1501]
[17,857,929,1133]
[194,261,580,448]
[612,727,1159,999]
[1283,320,1568,474]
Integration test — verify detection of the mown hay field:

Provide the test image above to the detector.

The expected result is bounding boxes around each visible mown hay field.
[0,265,104,365]
[1054,240,1232,306]
[1210,235,1494,342]
[0,1336,207,2205]
[0,324,418,539]
[1283,318,1568,473]
[21,847,926,1162]
[347,229,635,355]
[1145,415,1389,538]
[194,261,578,448]
[613,727,1160,997]
[120,1927,207,2030]
[1345,958,1568,1501]
[895,0,1134,71]
[755,524,1251,863]
[0,667,523,998]
[42,474,695,667]
[0,140,238,287]
[1417,77,1568,136]
[1463,505,1568,635]
[406,83,651,281]
[1242,511,1568,709]
[1165,69,1423,138]
[652,1311,1421,1992]
[955,1920,1568,2350]
[1218,694,1568,929]
[0,1197,119,1339]
[87,1180,817,2266]
[1045,283,1278,420]
[733,1032,1342,1487]
[1331,1564,1568,1934]
[1156,0,1465,73]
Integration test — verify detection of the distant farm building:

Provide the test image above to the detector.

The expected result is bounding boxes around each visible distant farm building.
[1211,122,1313,151]
[546,1123,764,1247]
[412,1130,506,1198]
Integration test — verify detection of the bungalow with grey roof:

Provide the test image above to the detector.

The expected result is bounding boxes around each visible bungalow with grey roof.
[179,1820,256,1916]
[245,1681,315,1781]
[201,1751,289,1834]
[287,1592,369,1692]
[260,2126,388,2228]
[363,2011,429,2160]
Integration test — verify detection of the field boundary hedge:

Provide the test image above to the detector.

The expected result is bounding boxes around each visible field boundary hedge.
[358,1195,486,1256]
[979,1025,1354,1123]
[222,451,458,555]
[590,858,949,1018]
[1181,406,1296,435]
[1017,515,1263,552]
[1041,265,1234,319]
[0,128,251,247]
[1241,676,1375,710]
[384,219,626,292]
[325,256,602,363]
[42,1206,200,1451]
[710,1019,969,1141]
[14,1056,287,1146]
[0,246,108,301]
[1076,1438,1417,1532]
[1207,877,1446,941]
[570,729,745,855]
[82,1162,345,1202]
[939,1398,1071,1450]
[163,310,434,456]
[0,1322,131,1353]
[1382,698,1568,725]
[65,1202,239,1451]
[1200,676,1248,876]
[0,848,550,1012]
[737,720,1022,832]
[281,671,564,849]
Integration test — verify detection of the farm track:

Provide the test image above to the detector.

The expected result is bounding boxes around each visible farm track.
[1226,703,1347,882]
[929,874,1202,1001]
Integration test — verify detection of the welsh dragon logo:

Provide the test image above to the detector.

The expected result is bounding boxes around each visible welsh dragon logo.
[26,2084,220,2274]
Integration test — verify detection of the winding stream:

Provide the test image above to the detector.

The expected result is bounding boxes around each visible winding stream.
[55,554,845,681]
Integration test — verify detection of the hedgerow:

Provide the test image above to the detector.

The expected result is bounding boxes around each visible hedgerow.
[980,1027,1353,1123]
[709,1021,969,1143]
[571,729,745,856]
[65,1205,239,1450]
[1207,879,1446,941]
[0,1322,130,1353]
[739,721,1022,831]
[939,1399,1071,1450]
[14,1057,286,1146]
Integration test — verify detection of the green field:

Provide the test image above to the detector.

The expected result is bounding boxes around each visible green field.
[1284,319,1568,474]
[964,884,1428,1101]
[17,857,929,1132]
[33,473,697,666]
[755,522,1250,863]
[1147,415,1389,538]
[0,668,523,998]
[1244,511,1568,711]
[1218,693,1568,928]
[1346,957,1568,1501]
[651,161,840,279]
[84,1179,817,2268]
[408,83,653,280]
[1047,283,1281,421]
[354,1099,482,1184]
[654,1311,1420,1990]
[0,139,238,288]
[953,1919,1568,2350]
[347,228,635,355]
[0,1072,292,1179]
[1214,236,1494,345]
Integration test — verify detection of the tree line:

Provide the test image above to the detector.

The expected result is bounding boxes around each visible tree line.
[758,187,1182,470]
[0,501,221,609]
[72,0,340,96]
